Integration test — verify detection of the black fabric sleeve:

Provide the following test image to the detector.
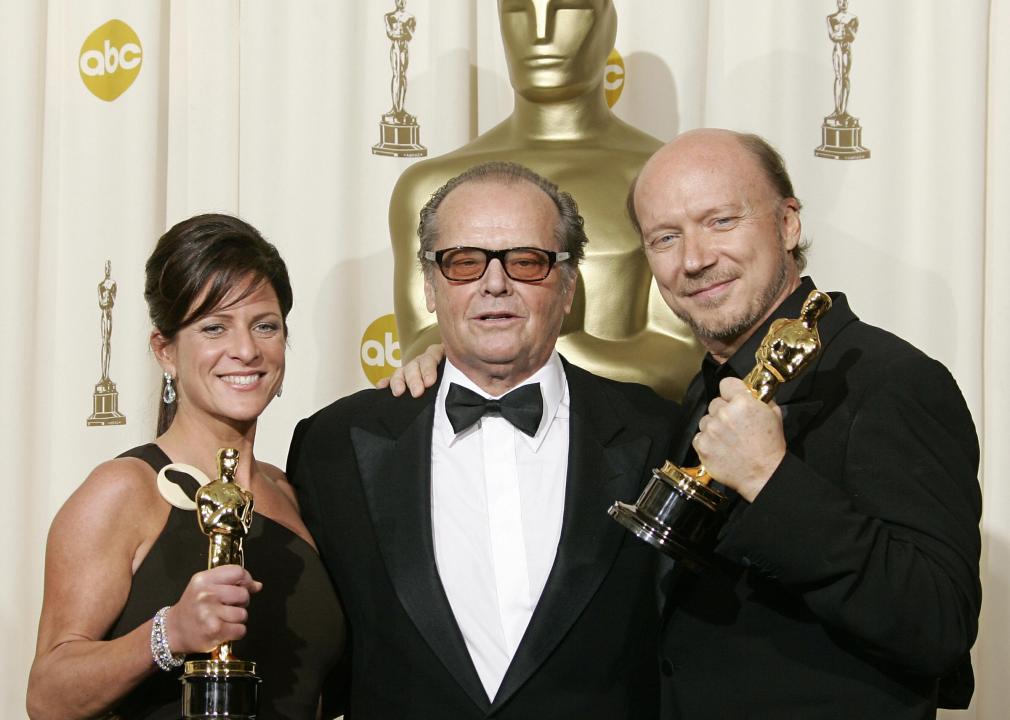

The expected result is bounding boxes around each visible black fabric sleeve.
[715,354,981,677]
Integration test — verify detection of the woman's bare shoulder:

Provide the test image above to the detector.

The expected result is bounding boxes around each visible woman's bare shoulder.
[47,455,168,563]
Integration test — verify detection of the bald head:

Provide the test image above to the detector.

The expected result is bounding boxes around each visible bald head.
[628,129,805,360]
[628,129,806,270]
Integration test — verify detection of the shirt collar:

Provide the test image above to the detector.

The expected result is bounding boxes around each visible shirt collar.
[434,351,569,451]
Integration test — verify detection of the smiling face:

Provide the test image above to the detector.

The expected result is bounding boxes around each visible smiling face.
[633,130,802,362]
[424,179,575,392]
[499,0,615,102]
[152,275,286,431]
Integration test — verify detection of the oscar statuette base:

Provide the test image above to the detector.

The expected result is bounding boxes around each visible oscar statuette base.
[87,380,126,426]
[815,122,870,160]
[372,120,427,158]
[181,659,260,719]
[609,463,729,573]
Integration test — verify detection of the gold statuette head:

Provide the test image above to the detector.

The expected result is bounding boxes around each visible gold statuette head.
[745,290,832,402]
[196,448,254,542]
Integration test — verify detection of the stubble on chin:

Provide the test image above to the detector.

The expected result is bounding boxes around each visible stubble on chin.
[673,251,789,344]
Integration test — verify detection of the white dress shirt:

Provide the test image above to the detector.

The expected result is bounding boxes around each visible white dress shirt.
[431,352,570,701]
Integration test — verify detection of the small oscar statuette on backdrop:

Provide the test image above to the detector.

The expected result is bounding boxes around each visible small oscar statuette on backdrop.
[815,0,870,160]
[609,290,833,570]
[87,260,126,426]
[372,0,427,158]
[181,448,260,719]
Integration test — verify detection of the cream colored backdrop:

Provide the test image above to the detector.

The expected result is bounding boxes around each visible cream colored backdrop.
[1,1,1005,717]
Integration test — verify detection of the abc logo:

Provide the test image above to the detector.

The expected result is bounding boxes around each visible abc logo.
[605,48,625,108]
[360,314,402,386]
[79,19,142,102]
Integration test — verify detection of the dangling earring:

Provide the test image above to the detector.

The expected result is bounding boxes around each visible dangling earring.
[162,373,177,405]
[275,384,283,398]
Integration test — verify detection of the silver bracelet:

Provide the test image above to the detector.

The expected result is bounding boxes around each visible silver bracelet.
[150,606,185,671]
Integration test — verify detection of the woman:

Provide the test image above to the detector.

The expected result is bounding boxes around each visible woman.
[27,214,344,719]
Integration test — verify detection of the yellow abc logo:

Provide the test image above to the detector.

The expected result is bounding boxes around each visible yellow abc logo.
[360,314,402,385]
[79,19,142,102]
[605,48,625,108]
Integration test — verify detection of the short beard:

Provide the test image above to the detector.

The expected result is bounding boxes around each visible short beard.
[673,240,790,344]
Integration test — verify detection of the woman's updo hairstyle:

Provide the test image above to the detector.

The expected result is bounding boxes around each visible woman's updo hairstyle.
[145,213,293,434]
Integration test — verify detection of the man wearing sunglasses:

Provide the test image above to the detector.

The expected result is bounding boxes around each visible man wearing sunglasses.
[288,161,678,719]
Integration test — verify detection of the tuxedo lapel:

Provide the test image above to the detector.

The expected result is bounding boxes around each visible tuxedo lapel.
[491,365,652,711]
[352,398,490,713]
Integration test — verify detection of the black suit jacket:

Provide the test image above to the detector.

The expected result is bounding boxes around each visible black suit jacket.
[289,360,679,719]
[660,278,982,720]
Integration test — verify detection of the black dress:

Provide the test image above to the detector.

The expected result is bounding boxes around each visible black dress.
[103,444,345,719]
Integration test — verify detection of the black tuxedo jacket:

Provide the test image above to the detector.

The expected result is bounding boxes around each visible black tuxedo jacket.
[289,360,679,719]
[660,279,982,720]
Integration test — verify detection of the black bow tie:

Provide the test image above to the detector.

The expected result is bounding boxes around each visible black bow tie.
[445,382,543,437]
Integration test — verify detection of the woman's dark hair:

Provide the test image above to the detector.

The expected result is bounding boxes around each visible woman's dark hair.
[145,213,293,435]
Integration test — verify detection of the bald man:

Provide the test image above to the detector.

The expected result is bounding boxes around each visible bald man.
[629,129,981,720]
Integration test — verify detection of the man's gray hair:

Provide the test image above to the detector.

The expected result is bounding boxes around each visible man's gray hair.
[417,161,588,282]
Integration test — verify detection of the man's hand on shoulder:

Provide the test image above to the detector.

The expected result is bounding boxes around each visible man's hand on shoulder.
[376,343,444,397]
[694,377,786,502]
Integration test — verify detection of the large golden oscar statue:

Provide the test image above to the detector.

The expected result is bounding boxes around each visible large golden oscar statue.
[389,0,700,399]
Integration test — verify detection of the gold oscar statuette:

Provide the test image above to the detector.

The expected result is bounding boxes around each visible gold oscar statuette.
[87,260,126,426]
[815,0,870,160]
[180,448,260,719]
[610,290,833,570]
[372,0,426,157]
